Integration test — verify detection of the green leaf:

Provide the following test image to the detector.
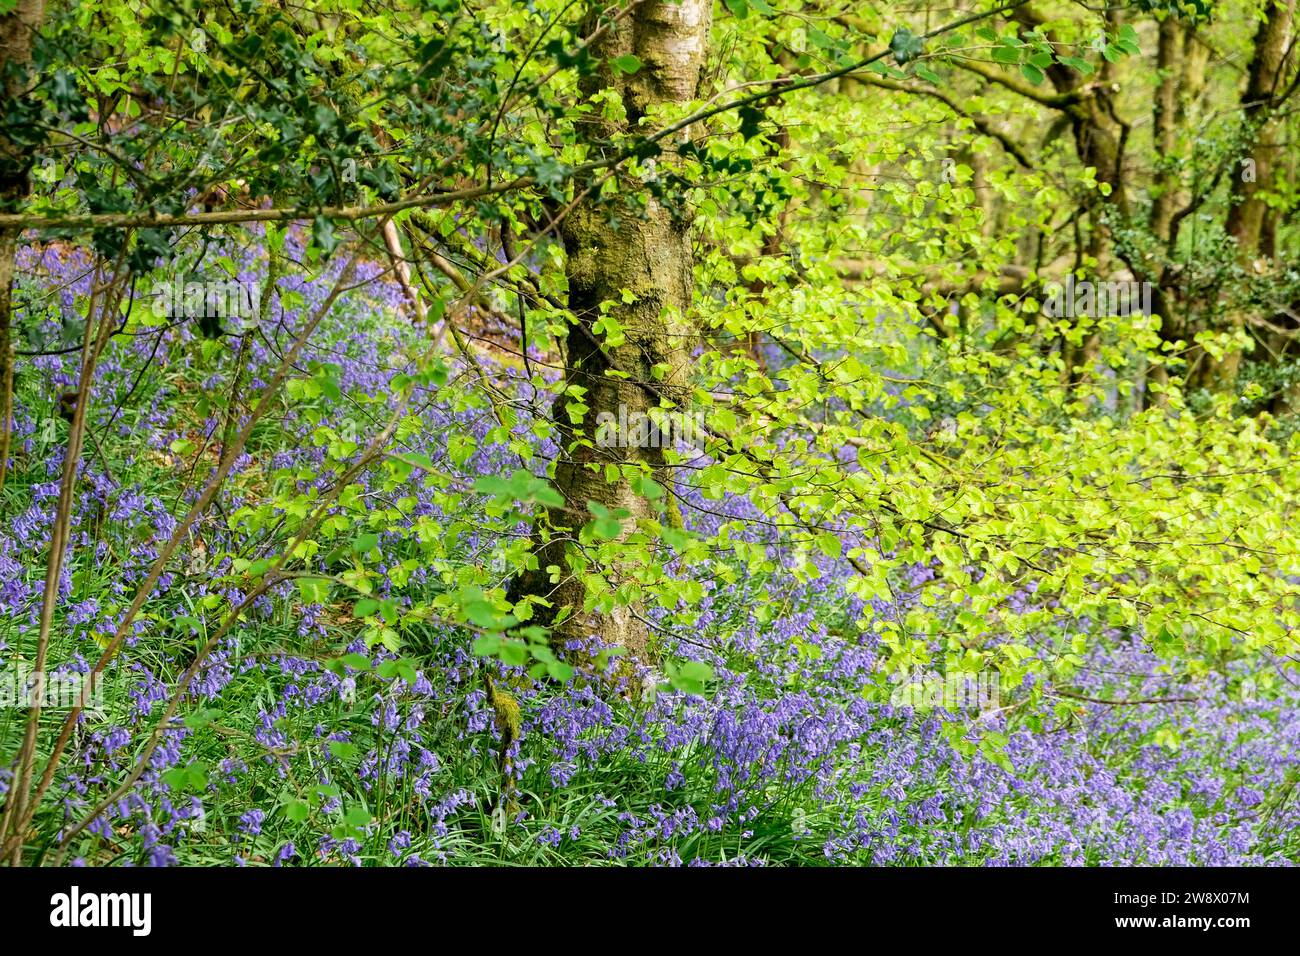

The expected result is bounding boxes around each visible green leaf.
[312,216,342,256]
[341,652,371,671]
[631,474,666,500]
[296,577,330,605]
[667,660,714,696]
[816,532,843,559]
[465,599,502,629]
[915,63,941,84]
[737,105,765,140]
[328,741,357,760]
[183,708,220,731]
[161,768,191,791]
[343,806,372,828]
[547,660,574,682]
[610,55,642,74]
[1058,54,1094,76]
[499,640,529,667]
[473,634,502,656]
[889,27,924,65]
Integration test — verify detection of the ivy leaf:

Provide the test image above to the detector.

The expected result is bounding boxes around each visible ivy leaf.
[311,216,342,257]
[889,27,924,65]
[610,55,642,74]
[737,104,765,140]
[50,69,88,120]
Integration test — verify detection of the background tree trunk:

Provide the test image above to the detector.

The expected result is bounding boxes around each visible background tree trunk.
[0,0,46,496]
[1196,0,1295,391]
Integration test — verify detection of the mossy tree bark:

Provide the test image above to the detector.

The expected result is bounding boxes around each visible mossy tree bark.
[1194,0,1295,392]
[512,0,711,661]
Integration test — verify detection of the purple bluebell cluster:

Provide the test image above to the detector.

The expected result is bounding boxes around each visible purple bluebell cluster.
[2,238,1297,866]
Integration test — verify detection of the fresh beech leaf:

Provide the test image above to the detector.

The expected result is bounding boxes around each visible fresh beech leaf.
[341,653,371,671]
[473,634,502,656]
[343,806,372,828]
[499,640,530,667]
[1020,63,1045,85]
[816,532,843,559]
[296,577,330,605]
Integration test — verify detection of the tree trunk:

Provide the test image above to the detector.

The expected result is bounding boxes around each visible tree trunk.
[0,0,46,496]
[1148,17,1182,243]
[512,0,711,661]
[1196,0,1295,391]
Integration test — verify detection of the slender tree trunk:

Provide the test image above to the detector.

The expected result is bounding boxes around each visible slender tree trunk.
[1224,0,1294,253]
[0,0,45,496]
[1148,21,1211,401]
[512,0,711,660]
[1145,16,1194,401]
[1149,17,1182,243]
